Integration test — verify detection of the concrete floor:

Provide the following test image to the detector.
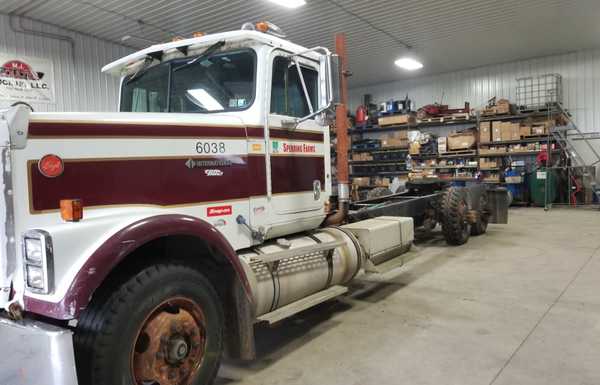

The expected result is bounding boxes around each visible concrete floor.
[217,207,600,385]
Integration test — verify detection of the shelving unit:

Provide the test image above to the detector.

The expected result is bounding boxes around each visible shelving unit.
[348,109,565,202]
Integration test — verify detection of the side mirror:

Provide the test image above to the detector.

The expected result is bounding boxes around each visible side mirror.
[329,54,342,107]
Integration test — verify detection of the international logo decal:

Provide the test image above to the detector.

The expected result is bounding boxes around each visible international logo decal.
[204,169,224,176]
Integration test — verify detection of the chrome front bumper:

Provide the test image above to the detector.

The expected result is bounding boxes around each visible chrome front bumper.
[0,315,78,385]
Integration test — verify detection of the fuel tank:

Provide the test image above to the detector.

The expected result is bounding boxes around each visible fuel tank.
[238,227,361,317]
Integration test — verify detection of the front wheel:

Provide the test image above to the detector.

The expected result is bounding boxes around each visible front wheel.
[74,263,224,385]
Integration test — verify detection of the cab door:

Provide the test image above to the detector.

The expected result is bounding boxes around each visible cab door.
[264,51,329,228]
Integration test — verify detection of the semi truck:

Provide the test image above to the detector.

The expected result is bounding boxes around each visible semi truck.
[0,23,508,385]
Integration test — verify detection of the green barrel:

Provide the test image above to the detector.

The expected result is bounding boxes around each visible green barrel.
[529,167,557,206]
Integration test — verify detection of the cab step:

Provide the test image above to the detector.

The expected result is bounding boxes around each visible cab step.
[256,285,348,325]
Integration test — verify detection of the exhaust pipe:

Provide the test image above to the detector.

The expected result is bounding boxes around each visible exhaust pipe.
[324,33,350,226]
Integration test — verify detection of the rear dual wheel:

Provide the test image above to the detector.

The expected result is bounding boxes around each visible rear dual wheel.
[74,264,224,385]
[440,187,471,245]
[470,195,489,236]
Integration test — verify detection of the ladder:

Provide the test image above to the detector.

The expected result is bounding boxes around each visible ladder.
[549,103,600,204]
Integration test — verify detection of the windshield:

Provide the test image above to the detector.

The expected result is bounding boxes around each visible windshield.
[120,49,256,113]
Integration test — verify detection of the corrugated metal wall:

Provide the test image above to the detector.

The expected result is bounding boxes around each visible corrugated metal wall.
[349,48,600,133]
[0,14,132,112]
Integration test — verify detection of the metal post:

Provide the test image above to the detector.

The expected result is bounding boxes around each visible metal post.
[335,33,349,201]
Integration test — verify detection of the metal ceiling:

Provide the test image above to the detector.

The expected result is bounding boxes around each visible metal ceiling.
[2,0,600,87]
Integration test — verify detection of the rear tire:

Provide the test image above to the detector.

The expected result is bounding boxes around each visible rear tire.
[440,187,471,245]
[74,263,224,385]
[471,195,489,235]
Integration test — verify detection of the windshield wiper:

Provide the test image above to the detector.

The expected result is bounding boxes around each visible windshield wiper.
[173,40,226,73]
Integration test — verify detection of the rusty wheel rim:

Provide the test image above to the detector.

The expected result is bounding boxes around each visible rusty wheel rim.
[131,297,206,385]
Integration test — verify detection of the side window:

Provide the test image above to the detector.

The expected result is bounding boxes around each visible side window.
[270,56,319,118]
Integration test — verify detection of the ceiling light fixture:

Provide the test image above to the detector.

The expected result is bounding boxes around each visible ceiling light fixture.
[394,57,423,71]
[266,0,306,9]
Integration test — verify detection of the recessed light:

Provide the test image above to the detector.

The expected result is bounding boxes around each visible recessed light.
[395,57,423,71]
[266,0,306,8]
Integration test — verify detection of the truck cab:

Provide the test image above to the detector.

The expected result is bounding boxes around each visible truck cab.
[109,27,339,242]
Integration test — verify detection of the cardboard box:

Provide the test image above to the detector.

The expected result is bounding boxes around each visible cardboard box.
[510,123,520,140]
[531,124,546,135]
[437,137,447,153]
[447,131,475,150]
[378,114,415,127]
[479,158,497,169]
[520,125,531,138]
[479,121,491,143]
[500,122,519,141]
[392,129,408,140]
[479,147,506,155]
[492,121,503,142]
[352,152,373,161]
[496,99,510,114]
[409,141,420,155]
[381,136,408,148]
[374,177,390,187]
[352,177,370,187]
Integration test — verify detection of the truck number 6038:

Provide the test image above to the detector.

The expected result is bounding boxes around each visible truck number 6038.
[196,142,226,154]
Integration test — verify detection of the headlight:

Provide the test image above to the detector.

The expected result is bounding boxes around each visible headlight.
[26,265,45,289]
[22,230,54,294]
[24,237,43,264]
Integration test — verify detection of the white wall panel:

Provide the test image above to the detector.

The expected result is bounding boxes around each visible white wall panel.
[0,14,132,112]
[349,48,600,133]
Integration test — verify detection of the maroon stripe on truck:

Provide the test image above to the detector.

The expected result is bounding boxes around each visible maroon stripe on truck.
[29,122,324,142]
[269,128,324,142]
[271,156,325,194]
[29,155,325,211]
[29,156,268,212]
[28,121,248,138]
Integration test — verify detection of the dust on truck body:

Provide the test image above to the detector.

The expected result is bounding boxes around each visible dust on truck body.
[0,25,506,385]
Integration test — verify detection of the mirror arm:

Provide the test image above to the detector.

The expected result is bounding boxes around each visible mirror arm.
[282,104,333,128]
[292,57,314,115]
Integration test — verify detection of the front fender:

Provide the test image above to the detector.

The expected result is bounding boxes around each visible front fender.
[24,214,251,320]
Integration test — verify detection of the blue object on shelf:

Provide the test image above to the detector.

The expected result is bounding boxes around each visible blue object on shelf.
[505,169,525,203]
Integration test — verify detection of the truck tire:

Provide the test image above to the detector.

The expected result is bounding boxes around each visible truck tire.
[471,195,489,236]
[440,187,471,245]
[74,263,224,385]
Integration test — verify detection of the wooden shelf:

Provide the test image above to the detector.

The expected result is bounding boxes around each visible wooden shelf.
[350,160,406,165]
[414,165,478,170]
[350,146,409,153]
[350,170,409,177]
[349,119,476,134]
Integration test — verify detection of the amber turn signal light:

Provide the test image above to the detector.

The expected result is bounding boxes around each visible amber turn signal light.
[60,199,83,222]
[255,22,269,33]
